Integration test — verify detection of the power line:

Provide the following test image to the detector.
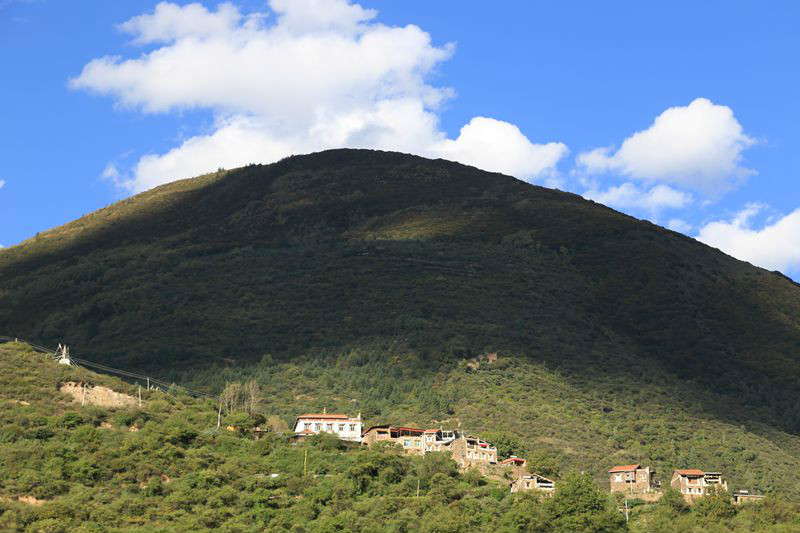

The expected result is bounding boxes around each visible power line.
[0,336,216,399]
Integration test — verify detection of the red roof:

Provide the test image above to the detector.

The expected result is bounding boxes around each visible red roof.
[608,464,640,473]
[424,429,440,433]
[500,458,526,465]
[393,426,425,434]
[296,429,315,435]
[296,414,352,420]
[675,469,705,476]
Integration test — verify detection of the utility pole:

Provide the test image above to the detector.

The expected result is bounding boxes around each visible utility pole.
[147,377,150,390]
[81,383,86,406]
[138,385,142,408]
[416,479,420,497]
[303,448,308,477]
[217,401,222,428]
[623,498,630,523]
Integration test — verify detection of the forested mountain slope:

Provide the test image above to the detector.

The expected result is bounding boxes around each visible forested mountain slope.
[7,342,800,533]
[2,149,800,494]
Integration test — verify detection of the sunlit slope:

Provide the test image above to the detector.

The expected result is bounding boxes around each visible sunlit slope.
[1,149,800,493]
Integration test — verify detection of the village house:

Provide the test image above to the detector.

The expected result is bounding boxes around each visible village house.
[362,426,498,466]
[292,409,362,442]
[362,425,426,453]
[608,464,659,494]
[422,428,457,453]
[424,430,498,467]
[510,474,555,494]
[670,469,728,498]
[731,490,765,505]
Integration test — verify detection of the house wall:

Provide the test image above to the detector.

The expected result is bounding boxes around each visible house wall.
[733,494,764,505]
[293,417,362,441]
[510,476,555,494]
[449,437,497,467]
[398,435,425,455]
[362,429,424,454]
[609,468,656,494]
[670,473,728,501]
[361,428,391,446]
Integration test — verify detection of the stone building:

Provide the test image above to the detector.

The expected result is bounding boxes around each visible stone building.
[362,426,497,467]
[510,474,555,494]
[731,490,765,505]
[362,425,426,453]
[608,464,659,494]
[670,469,728,499]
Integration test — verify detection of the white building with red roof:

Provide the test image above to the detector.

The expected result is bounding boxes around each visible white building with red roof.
[292,408,362,442]
[670,469,727,498]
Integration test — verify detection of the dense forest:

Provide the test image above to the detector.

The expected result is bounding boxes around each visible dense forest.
[2,342,799,533]
[1,149,800,505]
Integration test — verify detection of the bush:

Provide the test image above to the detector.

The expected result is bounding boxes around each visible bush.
[693,488,735,520]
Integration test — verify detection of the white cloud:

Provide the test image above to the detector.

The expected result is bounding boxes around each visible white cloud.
[0,179,5,189]
[583,182,692,214]
[577,98,756,193]
[697,203,800,274]
[71,0,567,192]
[435,117,568,180]
[667,218,692,234]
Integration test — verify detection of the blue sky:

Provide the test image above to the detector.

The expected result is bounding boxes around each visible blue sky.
[2,1,799,277]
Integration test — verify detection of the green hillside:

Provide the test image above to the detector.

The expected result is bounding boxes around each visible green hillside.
[2,149,800,496]
[2,341,799,533]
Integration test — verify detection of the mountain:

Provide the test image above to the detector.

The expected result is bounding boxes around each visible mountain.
[2,149,800,494]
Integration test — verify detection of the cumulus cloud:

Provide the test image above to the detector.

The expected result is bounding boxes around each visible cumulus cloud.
[583,182,692,214]
[71,0,567,192]
[697,203,800,274]
[577,98,756,193]
[436,117,568,181]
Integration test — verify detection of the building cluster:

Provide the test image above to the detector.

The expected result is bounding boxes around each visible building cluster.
[362,425,498,468]
[608,464,763,504]
[291,411,500,469]
[290,410,764,503]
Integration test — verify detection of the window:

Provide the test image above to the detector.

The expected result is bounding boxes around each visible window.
[304,422,311,430]
[338,424,345,432]
[315,423,321,430]
[416,441,421,447]
[403,439,410,447]
[349,424,356,432]
[615,474,622,482]
[325,423,333,431]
